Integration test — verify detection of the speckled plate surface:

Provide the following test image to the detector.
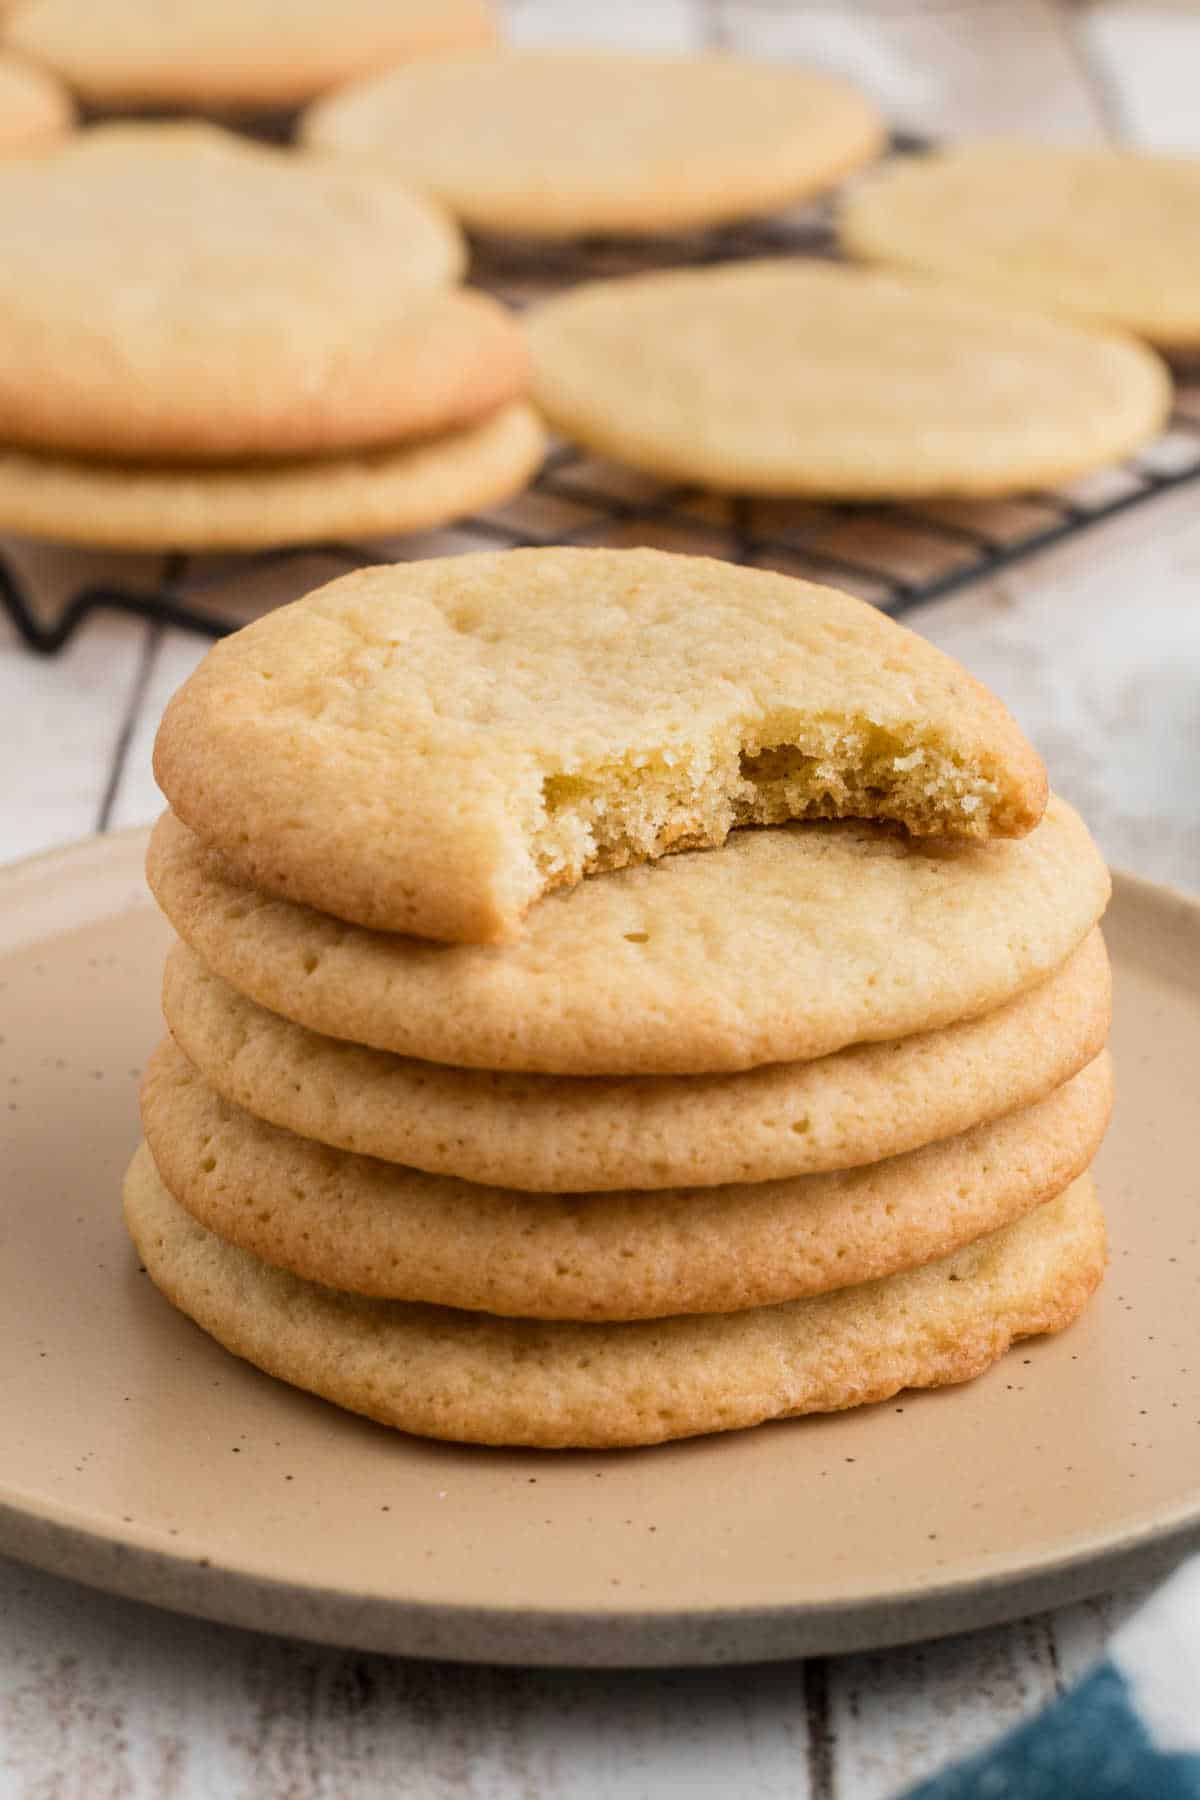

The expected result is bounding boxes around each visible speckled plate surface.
[1,830,1198,1667]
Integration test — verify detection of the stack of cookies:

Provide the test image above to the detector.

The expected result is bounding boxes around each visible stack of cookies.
[125,547,1114,1450]
[0,121,541,551]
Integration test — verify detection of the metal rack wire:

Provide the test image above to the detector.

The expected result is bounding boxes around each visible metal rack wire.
[6,138,1200,656]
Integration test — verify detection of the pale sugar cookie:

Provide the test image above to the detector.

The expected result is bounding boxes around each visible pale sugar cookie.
[303,50,884,238]
[0,124,514,464]
[140,1038,1112,1321]
[152,549,1048,943]
[527,261,1170,498]
[0,402,543,551]
[161,930,1110,1191]
[146,797,1109,1076]
[841,141,1200,349]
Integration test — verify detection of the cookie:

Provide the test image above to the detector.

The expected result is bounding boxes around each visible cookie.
[527,261,1170,498]
[141,1038,1111,1320]
[0,123,536,465]
[6,0,498,112]
[841,142,1200,350]
[0,402,544,552]
[302,49,884,239]
[0,53,73,149]
[146,798,1109,1076]
[153,549,1048,944]
[162,930,1110,1192]
[124,1151,1107,1449]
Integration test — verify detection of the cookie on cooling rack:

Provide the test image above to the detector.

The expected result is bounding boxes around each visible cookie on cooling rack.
[841,141,1200,350]
[4,0,498,113]
[0,404,544,552]
[125,1149,1106,1449]
[302,49,885,238]
[0,120,542,549]
[527,260,1171,499]
[0,122,537,464]
[151,548,1051,941]
[0,53,73,149]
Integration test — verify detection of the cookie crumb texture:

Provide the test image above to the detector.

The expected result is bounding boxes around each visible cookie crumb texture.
[535,719,999,885]
[154,549,1047,942]
[124,1150,1106,1450]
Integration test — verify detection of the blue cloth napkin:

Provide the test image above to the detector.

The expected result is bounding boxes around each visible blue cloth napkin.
[901,1556,1200,1798]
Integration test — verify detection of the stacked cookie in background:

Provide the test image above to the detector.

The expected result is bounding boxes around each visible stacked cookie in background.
[0,122,542,552]
[4,0,499,116]
[126,548,1114,1450]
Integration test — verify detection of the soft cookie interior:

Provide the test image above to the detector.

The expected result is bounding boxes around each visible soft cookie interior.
[528,713,1011,894]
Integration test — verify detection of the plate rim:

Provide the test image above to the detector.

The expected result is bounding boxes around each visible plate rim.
[1,828,1198,1665]
[2,1475,1198,1668]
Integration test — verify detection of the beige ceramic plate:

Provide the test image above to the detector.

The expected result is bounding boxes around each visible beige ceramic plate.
[1,829,1198,1667]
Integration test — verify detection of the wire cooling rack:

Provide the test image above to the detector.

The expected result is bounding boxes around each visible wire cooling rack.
[6,136,1200,655]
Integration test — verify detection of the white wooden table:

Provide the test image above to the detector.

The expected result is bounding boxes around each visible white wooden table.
[2,3,1198,1793]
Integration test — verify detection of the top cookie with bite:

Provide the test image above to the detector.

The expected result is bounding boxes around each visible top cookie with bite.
[153,548,1048,943]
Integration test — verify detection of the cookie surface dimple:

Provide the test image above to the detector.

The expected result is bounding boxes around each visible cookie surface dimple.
[303,50,885,238]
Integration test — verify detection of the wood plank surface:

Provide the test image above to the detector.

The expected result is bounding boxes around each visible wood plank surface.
[1,4,1196,1795]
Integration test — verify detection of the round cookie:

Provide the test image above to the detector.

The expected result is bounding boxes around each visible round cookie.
[162,931,1111,1192]
[141,1039,1112,1320]
[152,549,1049,944]
[527,260,1170,498]
[302,50,884,239]
[146,798,1110,1076]
[5,0,498,112]
[840,142,1200,350]
[124,1151,1107,1450]
[0,53,73,149]
[0,402,544,552]
[0,123,533,465]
